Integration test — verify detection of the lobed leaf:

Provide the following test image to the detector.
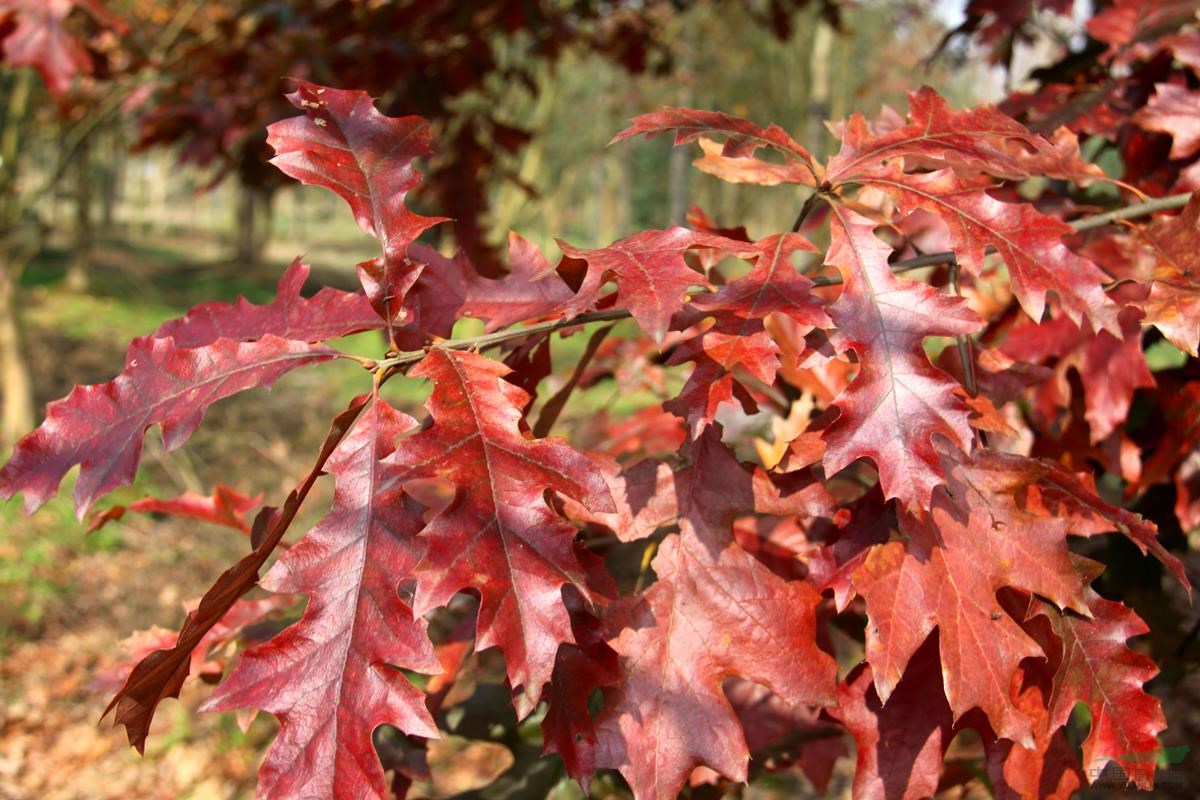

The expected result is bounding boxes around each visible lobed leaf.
[820,206,982,506]
[389,349,614,715]
[202,399,440,800]
[0,335,336,519]
[267,81,447,319]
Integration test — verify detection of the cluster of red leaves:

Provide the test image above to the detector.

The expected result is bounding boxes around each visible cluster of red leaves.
[0,0,120,96]
[2,29,1198,800]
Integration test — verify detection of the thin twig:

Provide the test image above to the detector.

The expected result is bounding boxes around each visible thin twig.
[947,260,978,397]
[370,191,1193,369]
[791,191,822,232]
[374,309,629,372]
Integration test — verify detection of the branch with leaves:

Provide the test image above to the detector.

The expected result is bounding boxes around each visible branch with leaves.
[2,71,1198,800]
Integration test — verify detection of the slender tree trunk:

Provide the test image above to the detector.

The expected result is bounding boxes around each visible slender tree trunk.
[0,71,36,449]
[234,182,274,265]
[98,124,123,231]
[65,134,94,292]
[808,19,834,162]
[0,247,35,449]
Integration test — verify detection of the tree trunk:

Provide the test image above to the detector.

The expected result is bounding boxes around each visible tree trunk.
[98,125,124,231]
[0,71,36,450]
[234,183,274,265]
[65,134,94,292]
[0,247,35,449]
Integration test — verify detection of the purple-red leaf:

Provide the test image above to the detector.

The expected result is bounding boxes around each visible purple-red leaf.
[389,349,614,715]
[0,335,336,519]
[152,258,381,349]
[202,399,439,800]
[268,81,447,318]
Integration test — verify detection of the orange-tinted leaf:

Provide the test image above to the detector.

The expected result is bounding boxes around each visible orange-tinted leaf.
[612,106,817,185]
[1135,83,1200,159]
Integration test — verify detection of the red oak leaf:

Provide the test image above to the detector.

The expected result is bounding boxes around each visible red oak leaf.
[826,85,1076,183]
[151,258,381,349]
[999,306,1155,443]
[666,320,778,434]
[611,106,818,185]
[1025,589,1168,785]
[721,679,847,792]
[389,349,614,716]
[556,228,742,342]
[88,484,260,534]
[820,206,982,506]
[0,335,336,518]
[1135,193,1200,356]
[827,636,953,800]
[982,669,1085,800]
[401,233,573,338]
[1035,459,1187,585]
[564,454,678,543]
[690,232,830,325]
[1135,83,1200,159]
[593,431,837,799]
[202,399,439,800]
[837,450,1097,744]
[541,605,618,785]
[267,81,447,319]
[863,168,1121,334]
[105,397,369,752]
[1087,0,1200,56]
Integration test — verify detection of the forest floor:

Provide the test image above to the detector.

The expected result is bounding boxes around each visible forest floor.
[1,235,1197,799]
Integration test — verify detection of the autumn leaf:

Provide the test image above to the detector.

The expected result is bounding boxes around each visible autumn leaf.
[828,637,954,800]
[151,258,381,348]
[837,449,1098,745]
[267,81,447,319]
[820,206,982,506]
[612,106,818,185]
[1134,192,1200,356]
[88,484,260,534]
[105,397,369,752]
[202,398,440,800]
[556,228,744,341]
[0,335,336,518]
[1025,588,1168,785]
[862,168,1122,334]
[1136,83,1200,158]
[593,431,837,799]
[389,349,614,716]
[826,85,1078,183]
[0,0,93,96]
